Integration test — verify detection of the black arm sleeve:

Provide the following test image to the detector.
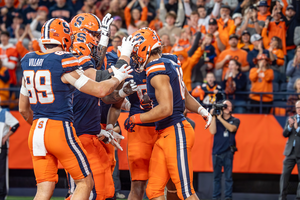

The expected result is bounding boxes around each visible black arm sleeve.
[10,123,20,133]
[95,70,113,82]
[188,32,202,57]
[115,59,129,69]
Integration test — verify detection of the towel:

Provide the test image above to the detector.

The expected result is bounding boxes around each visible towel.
[32,118,48,156]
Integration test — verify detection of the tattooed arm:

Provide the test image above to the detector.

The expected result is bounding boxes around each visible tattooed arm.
[96,45,107,70]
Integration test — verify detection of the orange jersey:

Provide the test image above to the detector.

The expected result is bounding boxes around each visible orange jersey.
[249,68,274,102]
[216,48,249,79]
[0,44,18,85]
[124,6,148,27]
[16,40,40,59]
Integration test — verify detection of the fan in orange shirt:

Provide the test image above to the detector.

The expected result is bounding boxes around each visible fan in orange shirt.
[215,34,249,82]
[124,0,148,34]
[172,28,192,52]
[237,30,254,52]
[249,53,274,113]
[161,34,172,53]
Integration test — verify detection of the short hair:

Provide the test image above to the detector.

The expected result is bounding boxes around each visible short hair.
[1,31,10,38]
[197,5,206,10]
[206,72,215,77]
[44,44,59,49]
[165,12,177,20]
[150,47,162,57]
[112,35,121,41]
[191,11,200,17]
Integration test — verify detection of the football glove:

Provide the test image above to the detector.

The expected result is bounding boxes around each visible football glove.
[140,93,152,111]
[119,79,138,98]
[124,114,142,132]
[111,64,133,83]
[198,107,212,129]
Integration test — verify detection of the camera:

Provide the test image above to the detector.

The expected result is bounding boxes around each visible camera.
[212,103,228,116]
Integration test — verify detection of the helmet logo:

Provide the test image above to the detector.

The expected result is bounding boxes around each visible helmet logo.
[76,32,86,43]
[62,22,70,34]
[74,16,84,28]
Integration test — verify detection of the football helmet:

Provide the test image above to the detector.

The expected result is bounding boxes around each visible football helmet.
[70,13,102,40]
[131,27,161,72]
[72,30,98,56]
[41,18,72,51]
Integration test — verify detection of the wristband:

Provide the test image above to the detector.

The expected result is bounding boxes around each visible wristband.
[74,74,89,90]
[118,88,128,98]
[20,84,29,96]
[132,114,142,124]
[99,35,109,47]
[197,106,203,115]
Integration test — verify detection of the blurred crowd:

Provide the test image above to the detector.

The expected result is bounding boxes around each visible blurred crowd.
[0,0,298,115]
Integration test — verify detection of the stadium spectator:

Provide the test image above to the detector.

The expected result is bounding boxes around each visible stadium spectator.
[238,6,262,36]
[249,53,274,113]
[196,72,222,107]
[0,60,10,107]
[286,78,300,116]
[195,1,221,32]
[158,12,181,46]
[159,0,185,29]
[79,0,102,20]
[280,100,300,200]
[0,106,19,200]
[0,31,18,86]
[110,24,119,42]
[230,13,243,36]
[132,0,156,22]
[161,34,172,53]
[209,99,240,200]
[48,0,75,22]
[0,0,20,29]
[184,11,199,35]
[172,28,191,51]
[201,33,216,78]
[257,1,271,28]
[216,5,235,50]
[149,9,163,32]
[16,0,28,10]
[215,34,249,82]
[247,34,274,69]
[112,16,128,34]
[109,35,122,54]
[15,26,40,58]
[136,20,148,29]
[165,0,178,13]
[173,39,204,92]
[287,46,300,92]
[67,0,84,14]
[124,0,148,35]
[6,15,23,40]
[97,0,110,16]
[222,59,248,113]
[237,30,253,52]
[22,0,39,24]
[264,4,287,55]
[284,4,300,66]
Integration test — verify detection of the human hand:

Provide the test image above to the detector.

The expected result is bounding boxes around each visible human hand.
[213,89,218,94]
[265,18,270,28]
[216,109,223,120]
[111,64,133,83]
[234,17,242,26]
[118,79,138,98]
[225,55,231,61]
[198,107,212,129]
[2,135,9,146]
[105,124,124,151]
[140,93,153,111]
[213,31,219,38]
[100,13,113,37]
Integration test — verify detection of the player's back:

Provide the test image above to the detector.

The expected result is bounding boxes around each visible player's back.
[146,57,185,130]
[21,51,79,122]
[73,56,101,136]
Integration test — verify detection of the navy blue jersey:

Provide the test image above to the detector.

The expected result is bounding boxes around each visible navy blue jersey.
[21,51,80,122]
[100,52,118,125]
[146,57,186,130]
[127,70,155,127]
[72,56,101,136]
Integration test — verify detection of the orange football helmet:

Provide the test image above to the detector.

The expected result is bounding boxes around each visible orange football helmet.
[72,30,98,56]
[41,18,72,51]
[70,13,101,39]
[131,27,161,72]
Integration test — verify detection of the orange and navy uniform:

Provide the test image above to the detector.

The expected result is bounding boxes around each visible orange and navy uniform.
[21,51,91,184]
[145,56,195,200]
[0,43,18,85]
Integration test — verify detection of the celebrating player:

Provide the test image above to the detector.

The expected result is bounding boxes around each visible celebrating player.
[18,18,133,200]
[123,28,212,200]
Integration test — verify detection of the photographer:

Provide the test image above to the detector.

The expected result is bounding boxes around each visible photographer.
[209,100,240,200]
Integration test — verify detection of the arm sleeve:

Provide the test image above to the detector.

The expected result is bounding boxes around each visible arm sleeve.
[30,18,39,32]
[232,118,240,130]
[261,28,270,49]
[286,60,295,76]
[264,69,274,82]
[61,54,80,73]
[188,32,202,57]
[211,2,221,18]
[175,1,185,27]
[141,7,148,21]
[184,2,192,17]
[124,7,132,27]
[159,1,167,23]
[16,40,29,59]
[32,40,41,51]
[189,46,204,67]
[275,50,285,66]
[288,125,292,132]
[249,68,259,82]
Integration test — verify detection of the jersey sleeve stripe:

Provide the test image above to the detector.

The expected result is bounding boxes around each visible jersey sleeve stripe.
[146,66,166,76]
[62,59,79,67]
[78,56,91,65]
[145,62,164,71]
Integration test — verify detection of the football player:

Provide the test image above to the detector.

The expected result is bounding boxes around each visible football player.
[123,28,212,200]
[18,18,133,200]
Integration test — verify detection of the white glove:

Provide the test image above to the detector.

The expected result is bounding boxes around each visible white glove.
[106,124,124,151]
[120,35,140,57]
[99,13,113,47]
[198,107,212,129]
[111,64,133,83]
[119,79,138,98]
[97,129,111,142]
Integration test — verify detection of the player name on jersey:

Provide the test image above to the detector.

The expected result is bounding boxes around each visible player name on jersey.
[29,58,44,66]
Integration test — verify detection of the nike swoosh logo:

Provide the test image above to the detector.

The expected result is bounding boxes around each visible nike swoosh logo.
[164,134,169,138]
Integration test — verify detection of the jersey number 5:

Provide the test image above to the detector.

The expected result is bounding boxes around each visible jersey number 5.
[23,70,55,104]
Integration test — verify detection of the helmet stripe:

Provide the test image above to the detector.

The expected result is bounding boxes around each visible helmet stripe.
[90,13,101,30]
[44,18,55,39]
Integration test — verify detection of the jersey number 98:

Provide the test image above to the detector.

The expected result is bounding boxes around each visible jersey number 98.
[23,70,55,104]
